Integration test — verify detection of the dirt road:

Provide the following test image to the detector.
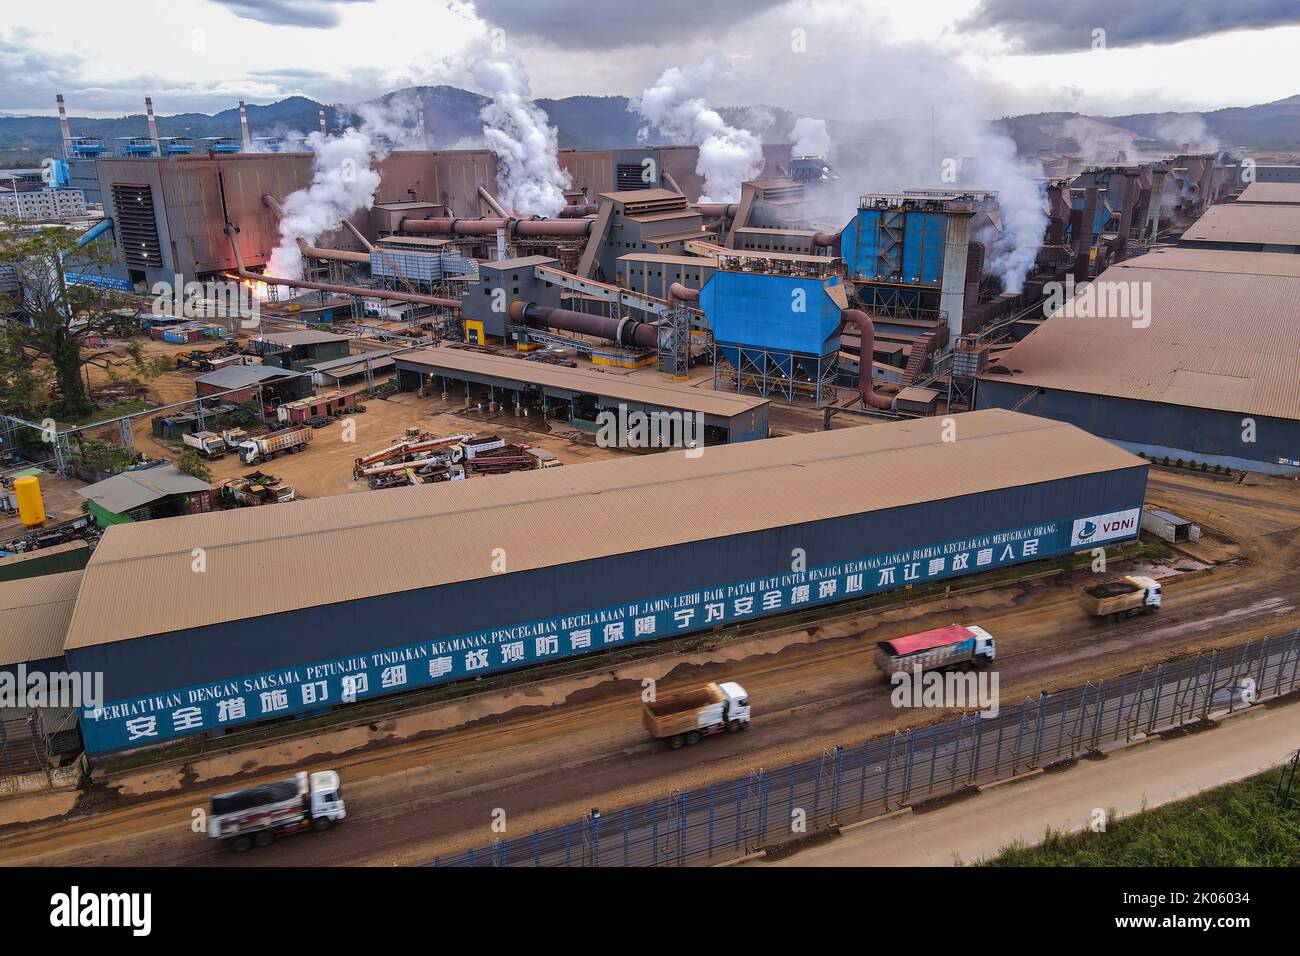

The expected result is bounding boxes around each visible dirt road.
[1,469,1297,867]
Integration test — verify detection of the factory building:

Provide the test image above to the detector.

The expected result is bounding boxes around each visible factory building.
[394,347,769,443]
[46,409,1144,754]
[1179,202,1300,253]
[976,246,1300,474]
[460,255,563,343]
[578,189,714,281]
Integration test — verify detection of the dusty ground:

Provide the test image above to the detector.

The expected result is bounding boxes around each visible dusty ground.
[1,468,1297,866]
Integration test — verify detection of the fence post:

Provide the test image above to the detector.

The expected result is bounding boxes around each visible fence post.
[832,745,844,823]
[859,742,870,810]
[1011,702,1029,774]
[1089,681,1107,750]
[1147,664,1166,734]
[707,785,716,858]
[951,716,965,792]
[1031,694,1048,767]
[1204,648,1221,718]
[676,792,687,866]
[882,733,898,811]
[902,730,916,804]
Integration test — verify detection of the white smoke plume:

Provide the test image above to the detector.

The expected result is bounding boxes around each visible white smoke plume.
[265,126,386,282]
[790,117,831,157]
[1155,113,1220,153]
[473,56,571,217]
[632,59,764,204]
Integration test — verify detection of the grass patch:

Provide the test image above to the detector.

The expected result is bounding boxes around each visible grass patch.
[62,399,153,428]
[980,767,1300,866]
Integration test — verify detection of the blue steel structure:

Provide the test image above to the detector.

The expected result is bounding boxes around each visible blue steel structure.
[701,269,847,405]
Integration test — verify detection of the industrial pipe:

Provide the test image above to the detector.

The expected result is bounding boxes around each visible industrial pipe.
[401,217,594,239]
[693,203,739,220]
[508,301,657,350]
[477,185,510,218]
[261,195,376,266]
[840,309,892,410]
[76,218,114,248]
[560,203,598,218]
[811,228,843,253]
[667,282,700,310]
[225,222,461,309]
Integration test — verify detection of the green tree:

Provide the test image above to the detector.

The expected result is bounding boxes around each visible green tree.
[176,448,213,482]
[0,225,143,419]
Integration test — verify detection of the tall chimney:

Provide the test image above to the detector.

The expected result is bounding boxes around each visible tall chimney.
[318,106,327,135]
[145,96,161,157]
[56,94,73,156]
[417,110,426,148]
[239,100,253,151]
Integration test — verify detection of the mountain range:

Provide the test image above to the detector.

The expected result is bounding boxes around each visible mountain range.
[2,87,1297,168]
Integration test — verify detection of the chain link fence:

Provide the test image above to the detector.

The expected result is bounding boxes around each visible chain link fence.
[431,629,1300,867]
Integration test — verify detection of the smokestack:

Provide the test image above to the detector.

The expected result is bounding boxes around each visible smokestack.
[239,100,253,151]
[417,110,426,147]
[145,96,161,157]
[56,94,73,156]
[318,106,327,135]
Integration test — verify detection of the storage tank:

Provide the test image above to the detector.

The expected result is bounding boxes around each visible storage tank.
[14,475,46,527]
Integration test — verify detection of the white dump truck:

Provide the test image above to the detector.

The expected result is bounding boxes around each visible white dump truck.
[182,430,227,459]
[874,624,997,679]
[238,428,312,465]
[642,681,750,749]
[1080,575,1162,622]
[207,770,345,852]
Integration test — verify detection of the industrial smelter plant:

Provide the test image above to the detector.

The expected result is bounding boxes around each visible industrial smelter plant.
[7,62,1296,763]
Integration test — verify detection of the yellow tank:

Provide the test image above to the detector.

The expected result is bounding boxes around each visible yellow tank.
[13,475,45,528]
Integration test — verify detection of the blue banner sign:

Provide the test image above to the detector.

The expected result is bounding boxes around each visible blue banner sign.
[65,271,133,292]
[79,509,1140,753]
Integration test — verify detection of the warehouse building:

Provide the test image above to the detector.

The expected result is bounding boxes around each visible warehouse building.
[395,347,770,444]
[976,247,1300,474]
[55,409,1146,754]
[1178,202,1300,253]
[194,364,309,404]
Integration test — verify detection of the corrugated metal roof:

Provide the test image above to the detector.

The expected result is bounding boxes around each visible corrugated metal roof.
[1117,247,1300,278]
[1237,183,1300,205]
[1181,203,1300,246]
[258,330,351,347]
[397,348,768,417]
[981,258,1300,420]
[195,365,302,388]
[64,410,1143,651]
[0,570,83,665]
[77,465,213,515]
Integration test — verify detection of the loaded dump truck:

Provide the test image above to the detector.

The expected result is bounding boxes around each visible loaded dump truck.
[1080,575,1162,622]
[182,430,226,459]
[207,770,345,852]
[874,624,996,679]
[642,681,750,749]
[238,428,311,465]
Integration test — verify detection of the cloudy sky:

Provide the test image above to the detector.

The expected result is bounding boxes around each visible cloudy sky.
[3,0,1298,119]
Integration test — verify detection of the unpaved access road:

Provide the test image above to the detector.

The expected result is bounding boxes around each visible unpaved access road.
[1,469,1297,867]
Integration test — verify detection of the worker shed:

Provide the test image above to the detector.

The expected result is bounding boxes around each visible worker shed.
[977,247,1300,474]
[255,329,352,370]
[77,463,214,527]
[306,351,396,389]
[194,365,310,405]
[61,409,1147,753]
[395,347,769,444]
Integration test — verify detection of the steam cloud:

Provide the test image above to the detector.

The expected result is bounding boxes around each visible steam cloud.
[790,117,831,157]
[264,97,425,282]
[473,56,571,217]
[633,60,764,203]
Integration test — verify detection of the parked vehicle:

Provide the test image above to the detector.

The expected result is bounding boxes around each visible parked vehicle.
[221,472,296,506]
[1080,575,1162,622]
[207,770,345,852]
[642,681,750,749]
[182,430,226,459]
[238,428,311,465]
[873,624,996,679]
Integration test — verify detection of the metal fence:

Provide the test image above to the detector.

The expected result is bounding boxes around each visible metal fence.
[431,629,1300,867]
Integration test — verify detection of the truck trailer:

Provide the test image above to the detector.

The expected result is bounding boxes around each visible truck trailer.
[874,624,996,679]
[1080,575,1162,622]
[642,681,750,749]
[238,428,312,465]
[182,430,226,459]
[207,770,345,852]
